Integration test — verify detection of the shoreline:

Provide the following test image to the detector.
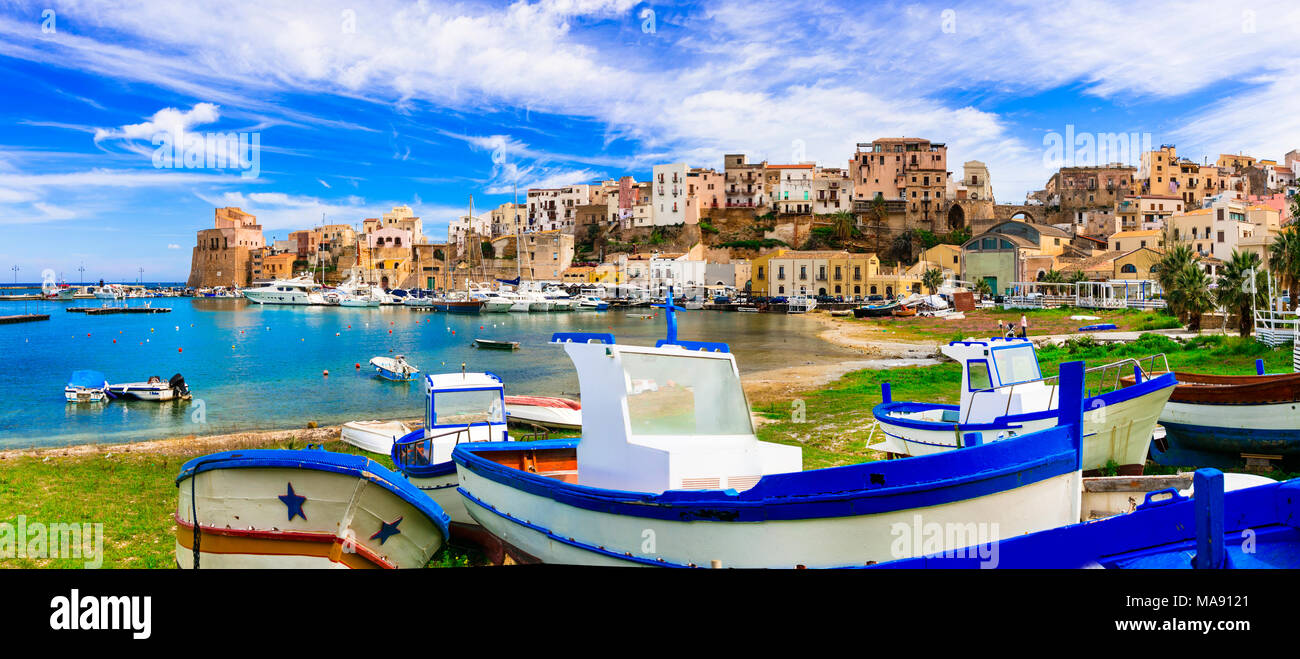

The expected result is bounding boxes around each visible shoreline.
[2,312,944,460]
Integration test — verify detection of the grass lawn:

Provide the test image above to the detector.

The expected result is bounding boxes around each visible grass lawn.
[835,306,1182,342]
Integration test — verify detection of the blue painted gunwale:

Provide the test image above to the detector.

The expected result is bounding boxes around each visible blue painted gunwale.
[391,428,459,479]
[867,476,1300,569]
[451,424,1080,523]
[873,371,1176,433]
[176,448,451,539]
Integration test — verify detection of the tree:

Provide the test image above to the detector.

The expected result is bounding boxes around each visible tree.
[921,267,944,295]
[1066,269,1089,284]
[1168,261,1214,332]
[831,211,856,241]
[974,278,993,297]
[1268,223,1300,311]
[871,193,887,226]
[1216,250,1265,338]
[1039,269,1064,283]
[1155,244,1196,320]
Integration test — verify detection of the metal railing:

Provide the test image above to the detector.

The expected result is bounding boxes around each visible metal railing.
[393,426,471,468]
[1254,309,1299,347]
[961,354,1169,425]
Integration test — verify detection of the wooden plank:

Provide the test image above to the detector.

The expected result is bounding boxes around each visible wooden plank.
[1082,474,1193,493]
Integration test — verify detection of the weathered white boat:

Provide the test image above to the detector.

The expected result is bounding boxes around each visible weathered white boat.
[871,338,1176,475]
[391,371,510,539]
[505,395,581,430]
[174,447,450,569]
[369,355,419,381]
[341,420,411,454]
[450,296,1092,567]
[64,370,109,403]
[107,373,191,401]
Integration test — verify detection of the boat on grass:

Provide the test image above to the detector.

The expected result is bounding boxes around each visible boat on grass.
[505,395,581,430]
[107,373,191,401]
[174,447,449,568]
[391,371,510,538]
[872,338,1175,475]
[1124,367,1300,471]
[448,294,1093,567]
[65,370,109,403]
[341,420,411,454]
[869,468,1299,569]
[369,355,419,381]
[853,300,898,318]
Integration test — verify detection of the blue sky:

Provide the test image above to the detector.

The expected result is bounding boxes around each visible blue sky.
[0,0,1297,281]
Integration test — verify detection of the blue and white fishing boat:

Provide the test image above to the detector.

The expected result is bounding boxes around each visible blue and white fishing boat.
[449,293,1093,568]
[392,371,511,538]
[174,447,449,569]
[369,355,419,381]
[64,370,110,403]
[868,468,1300,569]
[872,338,1176,475]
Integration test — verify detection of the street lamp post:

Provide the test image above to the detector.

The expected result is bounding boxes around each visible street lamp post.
[10,265,18,285]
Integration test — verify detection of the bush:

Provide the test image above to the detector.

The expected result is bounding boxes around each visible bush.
[700,221,719,234]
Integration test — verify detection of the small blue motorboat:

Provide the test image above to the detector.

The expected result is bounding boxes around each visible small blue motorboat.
[867,468,1300,569]
[369,355,419,381]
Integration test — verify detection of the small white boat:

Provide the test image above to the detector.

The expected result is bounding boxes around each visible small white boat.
[505,395,581,430]
[338,296,380,307]
[175,448,450,569]
[391,371,511,535]
[65,370,109,403]
[107,373,191,401]
[341,420,412,454]
[576,295,609,310]
[94,284,126,300]
[369,355,420,381]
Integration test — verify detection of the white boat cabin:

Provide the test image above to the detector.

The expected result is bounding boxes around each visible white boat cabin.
[422,372,509,463]
[945,338,1056,425]
[555,337,801,493]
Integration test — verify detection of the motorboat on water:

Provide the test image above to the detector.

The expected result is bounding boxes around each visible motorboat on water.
[94,284,126,300]
[107,373,191,402]
[242,277,327,305]
[542,286,576,311]
[576,295,609,310]
[446,293,1095,567]
[871,338,1176,475]
[65,370,110,403]
[401,289,436,307]
[1121,367,1300,470]
[433,294,484,314]
[369,355,420,381]
[174,447,450,569]
[341,420,412,454]
[467,286,515,313]
[391,371,512,537]
[504,395,581,430]
[336,275,392,305]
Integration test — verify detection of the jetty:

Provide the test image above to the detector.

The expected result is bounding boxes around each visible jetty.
[0,313,50,324]
[66,306,171,315]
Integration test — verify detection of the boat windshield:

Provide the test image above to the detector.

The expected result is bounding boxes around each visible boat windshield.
[434,389,504,426]
[992,344,1041,386]
[620,351,753,437]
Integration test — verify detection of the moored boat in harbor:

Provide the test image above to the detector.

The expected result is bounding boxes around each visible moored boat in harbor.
[369,355,420,381]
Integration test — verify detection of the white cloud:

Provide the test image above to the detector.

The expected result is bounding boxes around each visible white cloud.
[167,243,180,249]
[93,103,221,143]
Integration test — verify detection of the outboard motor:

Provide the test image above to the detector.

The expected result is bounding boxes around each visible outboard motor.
[169,373,190,399]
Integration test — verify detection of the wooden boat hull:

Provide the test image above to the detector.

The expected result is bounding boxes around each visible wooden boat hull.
[436,300,484,314]
[1129,372,1300,469]
[174,449,449,569]
[452,430,1083,568]
[874,374,1175,474]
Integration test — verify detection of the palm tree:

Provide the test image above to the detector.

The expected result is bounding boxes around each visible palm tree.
[1169,262,1214,332]
[831,211,855,242]
[921,267,944,295]
[1155,244,1196,320]
[871,193,887,227]
[1268,223,1300,311]
[1216,250,1264,338]
[974,279,993,298]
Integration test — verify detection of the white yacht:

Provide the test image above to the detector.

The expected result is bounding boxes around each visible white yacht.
[94,284,125,300]
[242,277,327,305]
[542,286,576,311]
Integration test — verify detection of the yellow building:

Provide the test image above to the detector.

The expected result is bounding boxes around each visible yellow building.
[1113,247,1162,279]
[752,249,920,299]
[1109,229,1164,253]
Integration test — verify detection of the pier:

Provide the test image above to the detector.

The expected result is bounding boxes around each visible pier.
[66,306,172,315]
[0,313,50,324]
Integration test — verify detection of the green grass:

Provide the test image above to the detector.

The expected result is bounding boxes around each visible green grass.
[841,307,1183,342]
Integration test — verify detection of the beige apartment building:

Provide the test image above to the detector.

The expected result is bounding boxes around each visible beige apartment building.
[849,137,950,227]
[187,207,266,287]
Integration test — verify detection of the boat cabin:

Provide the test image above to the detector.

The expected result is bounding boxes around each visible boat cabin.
[943,338,1055,425]
[550,333,801,493]
[421,372,508,462]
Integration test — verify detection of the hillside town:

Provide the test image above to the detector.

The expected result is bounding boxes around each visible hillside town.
[186,138,1300,305]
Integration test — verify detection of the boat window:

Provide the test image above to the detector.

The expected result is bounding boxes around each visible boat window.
[968,360,992,391]
[434,389,504,426]
[992,345,1041,386]
[620,352,753,437]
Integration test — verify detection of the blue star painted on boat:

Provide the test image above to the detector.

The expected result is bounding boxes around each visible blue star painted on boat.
[278,482,307,521]
[370,516,403,545]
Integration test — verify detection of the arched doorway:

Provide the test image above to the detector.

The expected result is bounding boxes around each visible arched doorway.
[380,275,390,289]
[818,287,827,296]
[947,204,966,232]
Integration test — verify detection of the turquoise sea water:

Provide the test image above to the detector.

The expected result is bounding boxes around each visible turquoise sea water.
[0,297,857,448]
